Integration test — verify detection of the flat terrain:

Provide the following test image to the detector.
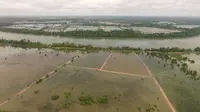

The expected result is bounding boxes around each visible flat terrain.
[69,52,110,69]
[102,53,150,76]
[0,47,77,103]
[1,67,171,112]
[139,54,200,112]
[0,50,187,112]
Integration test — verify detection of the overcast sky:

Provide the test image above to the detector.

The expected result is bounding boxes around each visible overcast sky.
[0,0,199,16]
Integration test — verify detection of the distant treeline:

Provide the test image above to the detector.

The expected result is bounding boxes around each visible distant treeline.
[1,39,200,53]
[0,27,200,39]
[130,23,188,30]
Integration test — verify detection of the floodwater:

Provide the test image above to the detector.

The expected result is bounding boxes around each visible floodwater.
[0,47,78,103]
[1,31,200,48]
[1,67,171,112]
[139,54,200,112]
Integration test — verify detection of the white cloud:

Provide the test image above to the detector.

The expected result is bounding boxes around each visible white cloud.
[0,0,199,16]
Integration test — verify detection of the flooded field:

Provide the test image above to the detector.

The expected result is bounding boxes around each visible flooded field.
[139,54,200,112]
[103,53,150,76]
[69,52,110,69]
[0,47,78,103]
[1,49,200,112]
[182,54,200,72]
[1,67,171,112]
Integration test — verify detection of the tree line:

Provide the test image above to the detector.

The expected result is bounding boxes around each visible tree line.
[2,39,200,53]
[0,27,200,39]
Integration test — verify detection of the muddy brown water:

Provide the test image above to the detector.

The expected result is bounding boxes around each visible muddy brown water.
[0,47,78,103]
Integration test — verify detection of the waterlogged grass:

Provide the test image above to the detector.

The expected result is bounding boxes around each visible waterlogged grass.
[0,66,171,112]
[168,52,184,60]
[103,53,150,76]
[69,52,110,68]
[140,54,200,112]
[0,47,78,102]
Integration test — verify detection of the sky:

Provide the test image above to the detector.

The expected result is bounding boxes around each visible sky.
[0,0,199,16]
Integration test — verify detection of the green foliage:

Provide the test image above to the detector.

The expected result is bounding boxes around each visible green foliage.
[45,75,49,78]
[168,53,183,61]
[51,95,59,100]
[0,110,6,112]
[78,95,95,105]
[64,101,72,109]
[34,90,39,94]
[97,96,108,104]
[190,60,195,64]
[1,27,200,39]
[0,39,48,49]
[64,92,71,98]
[36,79,43,84]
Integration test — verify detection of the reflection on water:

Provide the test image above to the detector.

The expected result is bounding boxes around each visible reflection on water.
[1,31,200,48]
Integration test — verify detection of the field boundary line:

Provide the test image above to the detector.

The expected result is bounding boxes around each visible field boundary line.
[0,53,82,107]
[67,65,97,71]
[67,65,152,78]
[134,53,176,112]
[100,69,152,78]
[100,53,112,70]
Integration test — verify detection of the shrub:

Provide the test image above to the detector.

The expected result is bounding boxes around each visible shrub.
[51,95,59,100]
[97,96,108,104]
[34,90,39,94]
[36,79,43,84]
[78,95,95,105]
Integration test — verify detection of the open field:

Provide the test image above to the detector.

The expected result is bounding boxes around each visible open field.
[0,47,78,103]
[102,53,150,76]
[139,54,200,112]
[1,49,198,112]
[1,66,171,112]
[69,52,110,69]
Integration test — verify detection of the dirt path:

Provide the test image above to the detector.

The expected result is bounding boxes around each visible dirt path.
[134,53,176,112]
[67,65,152,78]
[100,53,112,70]
[0,54,81,107]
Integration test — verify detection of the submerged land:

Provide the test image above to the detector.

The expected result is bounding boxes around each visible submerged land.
[0,16,200,112]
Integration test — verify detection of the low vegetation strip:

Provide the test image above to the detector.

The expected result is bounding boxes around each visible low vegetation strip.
[0,27,200,39]
[1,38,200,53]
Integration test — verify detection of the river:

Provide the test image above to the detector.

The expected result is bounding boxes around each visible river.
[0,31,200,48]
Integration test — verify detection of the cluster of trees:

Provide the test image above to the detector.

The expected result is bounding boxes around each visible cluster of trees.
[131,22,188,30]
[1,27,200,39]
[0,39,48,49]
[2,39,200,54]
[144,51,199,80]
[145,47,192,53]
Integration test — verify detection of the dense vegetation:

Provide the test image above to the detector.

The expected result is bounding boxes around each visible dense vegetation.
[51,95,60,100]
[0,39,48,48]
[131,22,188,30]
[1,27,200,39]
[2,39,200,53]
[142,51,200,80]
